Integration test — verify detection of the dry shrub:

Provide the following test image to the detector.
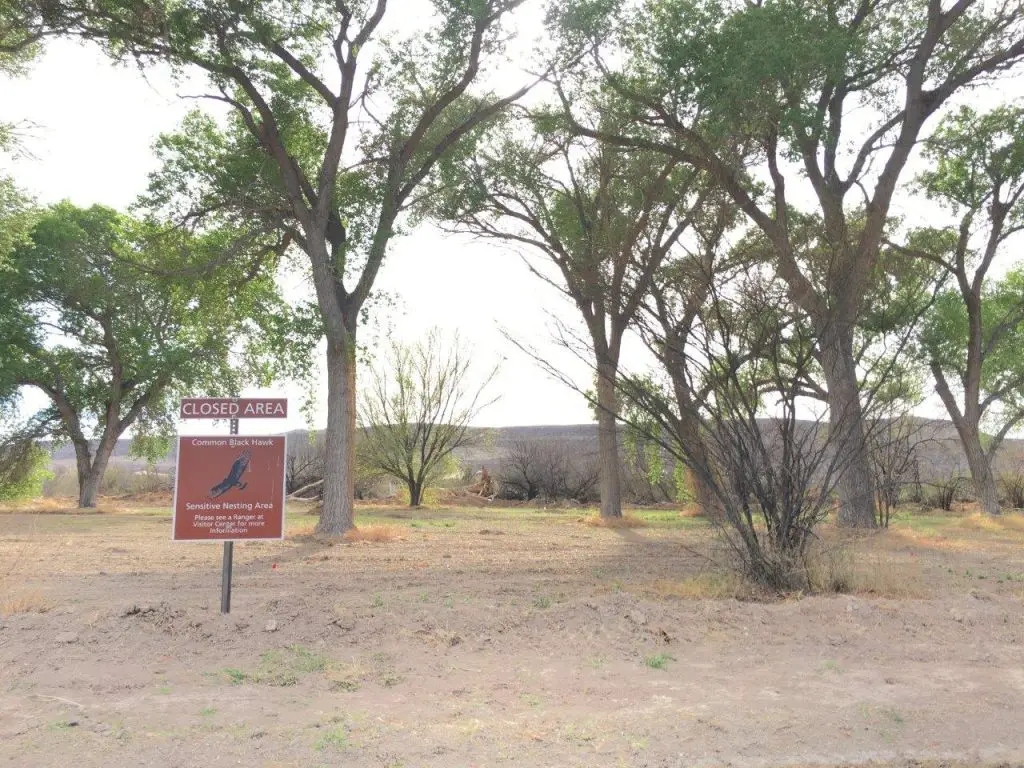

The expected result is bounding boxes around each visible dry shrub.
[806,542,927,598]
[678,504,705,518]
[0,591,53,618]
[343,524,405,543]
[651,572,749,600]
[583,514,647,529]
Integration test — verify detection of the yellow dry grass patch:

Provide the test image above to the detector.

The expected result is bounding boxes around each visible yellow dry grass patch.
[344,524,406,543]
[583,514,647,529]
[0,591,53,618]
[650,572,749,600]
[954,512,1024,534]
[808,543,929,598]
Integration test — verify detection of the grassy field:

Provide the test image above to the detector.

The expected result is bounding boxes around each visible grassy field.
[1,497,1023,767]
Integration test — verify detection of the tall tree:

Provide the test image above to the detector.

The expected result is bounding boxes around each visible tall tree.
[57,0,536,533]
[551,0,1024,527]
[0,202,284,507]
[904,106,1024,515]
[434,114,707,518]
[358,329,495,507]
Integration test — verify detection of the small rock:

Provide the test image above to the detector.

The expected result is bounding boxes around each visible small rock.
[55,632,78,644]
[120,603,155,618]
[627,610,648,626]
[264,620,278,632]
[65,719,79,728]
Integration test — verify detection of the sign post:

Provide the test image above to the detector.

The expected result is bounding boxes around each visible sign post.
[174,397,289,614]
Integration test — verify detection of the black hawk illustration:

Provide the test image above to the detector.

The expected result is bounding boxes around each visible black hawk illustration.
[209,449,251,498]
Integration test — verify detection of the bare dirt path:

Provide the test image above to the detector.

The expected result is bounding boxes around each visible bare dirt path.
[1,504,1022,767]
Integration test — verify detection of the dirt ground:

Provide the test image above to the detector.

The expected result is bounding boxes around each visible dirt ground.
[1,499,1023,768]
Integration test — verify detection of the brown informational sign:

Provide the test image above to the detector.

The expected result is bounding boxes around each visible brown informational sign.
[179,397,289,420]
[172,435,287,541]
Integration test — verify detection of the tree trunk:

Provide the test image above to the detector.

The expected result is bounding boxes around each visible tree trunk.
[675,408,716,515]
[963,435,1001,516]
[596,361,622,518]
[317,338,357,535]
[819,332,877,528]
[77,438,115,509]
[408,481,422,507]
[931,363,1001,516]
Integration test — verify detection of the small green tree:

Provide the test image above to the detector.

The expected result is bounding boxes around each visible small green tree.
[907,106,1024,516]
[0,418,53,501]
[358,330,495,507]
[0,202,285,507]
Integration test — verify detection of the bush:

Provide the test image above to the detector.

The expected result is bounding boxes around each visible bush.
[999,466,1024,509]
[497,439,599,503]
[0,441,51,501]
[925,472,963,511]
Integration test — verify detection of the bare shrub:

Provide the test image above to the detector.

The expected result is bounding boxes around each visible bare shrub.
[498,440,599,503]
[867,415,923,527]
[999,464,1024,509]
[925,471,963,511]
[619,273,862,591]
[286,438,325,495]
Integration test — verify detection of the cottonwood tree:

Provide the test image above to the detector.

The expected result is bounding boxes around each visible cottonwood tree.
[358,330,495,507]
[0,203,284,507]
[434,112,708,517]
[551,0,1024,527]
[903,106,1024,515]
[54,0,536,533]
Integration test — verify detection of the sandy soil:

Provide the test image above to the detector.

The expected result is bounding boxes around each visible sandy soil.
[1,501,1023,768]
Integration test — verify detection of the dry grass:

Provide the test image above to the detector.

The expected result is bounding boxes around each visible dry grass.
[955,512,1024,534]
[807,543,928,598]
[0,591,53,618]
[583,514,647,529]
[650,572,749,600]
[343,524,406,543]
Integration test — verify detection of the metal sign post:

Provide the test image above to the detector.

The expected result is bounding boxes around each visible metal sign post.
[221,416,239,614]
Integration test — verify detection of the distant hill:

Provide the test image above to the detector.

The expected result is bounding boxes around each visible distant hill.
[44,419,1024,482]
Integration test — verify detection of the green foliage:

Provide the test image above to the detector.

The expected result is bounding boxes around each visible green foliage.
[0,201,289,463]
[358,329,495,506]
[922,271,1024,412]
[920,105,1024,218]
[0,437,50,501]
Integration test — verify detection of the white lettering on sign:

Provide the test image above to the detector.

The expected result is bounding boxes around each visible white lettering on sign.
[180,398,288,419]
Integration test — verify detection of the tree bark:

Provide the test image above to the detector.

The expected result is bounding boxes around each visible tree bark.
[77,437,116,509]
[408,480,423,507]
[674,407,716,515]
[963,433,1001,516]
[819,331,877,528]
[317,337,357,534]
[596,360,623,518]
[933,366,1001,516]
